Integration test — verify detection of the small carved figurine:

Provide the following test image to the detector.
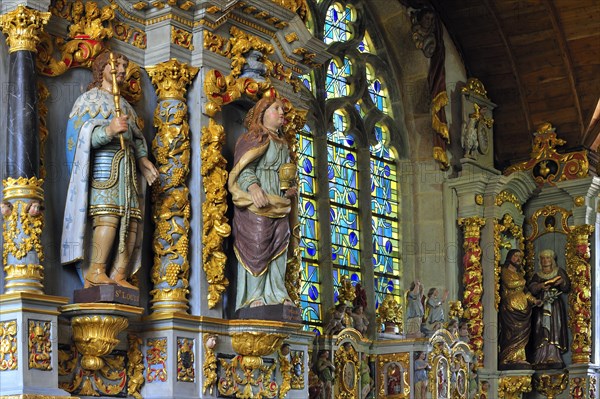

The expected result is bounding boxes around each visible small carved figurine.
[414,351,429,399]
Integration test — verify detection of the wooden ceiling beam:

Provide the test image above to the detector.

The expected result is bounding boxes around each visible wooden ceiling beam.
[544,0,585,142]
[483,0,532,134]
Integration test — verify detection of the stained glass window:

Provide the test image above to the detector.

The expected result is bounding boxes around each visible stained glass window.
[297,0,403,335]
[324,3,354,44]
[370,124,400,309]
[328,110,361,302]
[298,127,322,333]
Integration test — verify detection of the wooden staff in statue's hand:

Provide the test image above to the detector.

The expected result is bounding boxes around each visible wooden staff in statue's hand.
[108,51,127,150]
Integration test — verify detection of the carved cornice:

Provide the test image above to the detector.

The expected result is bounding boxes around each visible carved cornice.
[0,5,50,53]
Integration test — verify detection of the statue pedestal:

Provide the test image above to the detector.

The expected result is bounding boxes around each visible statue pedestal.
[0,292,71,398]
[73,284,140,306]
[235,303,302,323]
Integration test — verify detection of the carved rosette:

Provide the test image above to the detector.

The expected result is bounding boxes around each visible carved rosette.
[458,216,485,366]
[533,372,568,399]
[2,177,45,293]
[566,224,595,364]
[498,375,533,399]
[147,59,198,313]
[0,5,50,53]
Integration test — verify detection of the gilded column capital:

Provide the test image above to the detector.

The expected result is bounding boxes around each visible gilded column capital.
[0,5,50,53]
[147,59,199,100]
[458,216,485,238]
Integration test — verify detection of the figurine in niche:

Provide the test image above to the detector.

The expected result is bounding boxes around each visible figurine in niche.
[414,351,429,399]
[324,303,346,335]
[424,287,449,335]
[359,353,373,399]
[528,249,570,369]
[498,249,542,369]
[411,7,437,58]
[351,305,369,335]
[406,280,425,338]
[315,350,335,399]
[386,363,402,395]
[461,103,491,159]
[447,319,459,337]
[61,51,159,290]
[468,363,479,399]
[458,321,470,343]
[240,50,268,81]
[228,96,297,310]
[479,380,490,399]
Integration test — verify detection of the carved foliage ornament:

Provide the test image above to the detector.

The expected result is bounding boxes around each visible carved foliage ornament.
[566,224,594,364]
[0,320,18,370]
[28,319,52,370]
[533,372,568,399]
[146,337,168,382]
[457,217,485,366]
[127,334,144,399]
[177,337,195,382]
[498,375,532,399]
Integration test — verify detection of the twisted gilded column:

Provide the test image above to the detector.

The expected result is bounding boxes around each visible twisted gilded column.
[0,5,50,293]
[147,59,198,313]
[458,216,485,366]
[566,224,595,364]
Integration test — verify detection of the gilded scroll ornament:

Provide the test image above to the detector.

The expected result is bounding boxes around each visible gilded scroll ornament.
[28,320,52,370]
[498,375,532,399]
[495,191,522,212]
[335,343,359,399]
[533,372,568,399]
[433,146,449,171]
[202,334,218,395]
[0,5,50,53]
[377,353,410,398]
[114,21,147,49]
[566,224,594,364]
[147,59,198,313]
[504,123,589,185]
[203,27,275,78]
[279,345,292,398]
[0,320,18,370]
[271,0,308,21]
[146,337,168,382]
[457,216,485,366]
[177,337,195,382]
[127,334,144,399]
[171,27,194,50]
[292,47,320,68]
[461,78,489,99]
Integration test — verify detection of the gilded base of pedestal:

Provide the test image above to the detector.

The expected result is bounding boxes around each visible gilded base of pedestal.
[61,303,144,371]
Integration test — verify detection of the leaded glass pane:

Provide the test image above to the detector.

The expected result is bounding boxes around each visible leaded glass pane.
[324,3,354,44]
[366,64,389,113]
[370,124,400,310]
[298,127,322,332]
[325,58,352,99]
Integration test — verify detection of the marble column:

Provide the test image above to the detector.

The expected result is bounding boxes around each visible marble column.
[146,59,198,313]
[0,4,50,293]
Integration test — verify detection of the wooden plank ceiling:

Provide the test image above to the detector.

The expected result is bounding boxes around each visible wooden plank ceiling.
[430,0,600,169]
